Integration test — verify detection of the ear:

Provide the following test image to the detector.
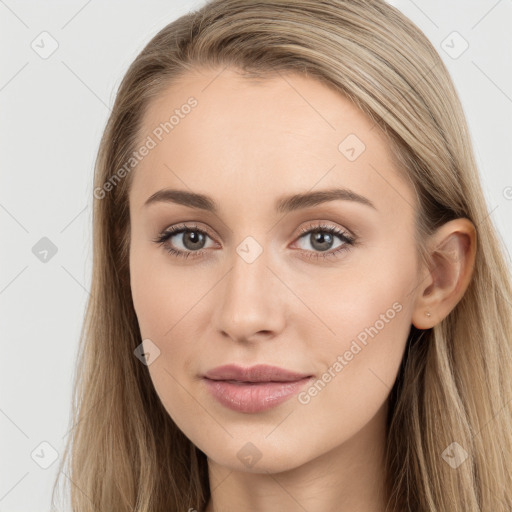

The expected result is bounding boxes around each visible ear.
[411,218,477,329]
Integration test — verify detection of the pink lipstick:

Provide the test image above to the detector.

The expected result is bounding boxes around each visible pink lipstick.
[202,364,313,413]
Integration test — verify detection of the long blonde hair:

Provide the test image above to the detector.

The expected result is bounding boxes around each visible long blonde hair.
[51,0,512,510]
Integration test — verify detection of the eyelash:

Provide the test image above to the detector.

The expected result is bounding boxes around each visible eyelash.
[152,222,356,261]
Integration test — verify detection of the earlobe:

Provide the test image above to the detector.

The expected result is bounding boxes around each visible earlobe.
[412,218,477,330]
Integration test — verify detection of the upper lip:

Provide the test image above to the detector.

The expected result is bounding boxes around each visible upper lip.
[203,364,312,383]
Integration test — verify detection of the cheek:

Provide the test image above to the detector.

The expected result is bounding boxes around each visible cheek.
[319,270,413,359]
[318,236,416,341]
[129,245,209,422]
[298,242,416,389]
[129,243,198,338]
[289,255,415,455]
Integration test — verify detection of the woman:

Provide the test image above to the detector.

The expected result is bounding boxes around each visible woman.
[52,0,512,510]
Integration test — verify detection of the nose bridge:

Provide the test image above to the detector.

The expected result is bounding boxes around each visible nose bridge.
[229,239,269,300]
[214,236,285,341]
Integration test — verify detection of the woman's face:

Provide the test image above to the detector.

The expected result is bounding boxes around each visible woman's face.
[129,67,421,473]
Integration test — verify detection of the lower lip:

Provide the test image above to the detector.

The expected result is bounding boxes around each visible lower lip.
[202,377,313,413]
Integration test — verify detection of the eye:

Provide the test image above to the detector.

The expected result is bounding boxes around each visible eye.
[292,223,355,260]
[152,222,356,261]
[152,223,217,259]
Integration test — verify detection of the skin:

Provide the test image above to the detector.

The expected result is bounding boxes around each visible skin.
[128,67,476,512]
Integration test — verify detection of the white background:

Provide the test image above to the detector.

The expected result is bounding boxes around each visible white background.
[1,1,511,510]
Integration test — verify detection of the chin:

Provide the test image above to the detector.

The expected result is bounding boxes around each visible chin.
[202,437,312,474]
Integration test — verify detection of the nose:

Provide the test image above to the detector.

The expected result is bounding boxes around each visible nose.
[212,244,287,344]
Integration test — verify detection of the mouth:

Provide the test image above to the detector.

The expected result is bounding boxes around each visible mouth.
[203,363,313,383]
[201,364,314,413]
[208,379,298,384]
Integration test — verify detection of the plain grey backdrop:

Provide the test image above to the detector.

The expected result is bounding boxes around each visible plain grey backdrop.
[1,0,511,510]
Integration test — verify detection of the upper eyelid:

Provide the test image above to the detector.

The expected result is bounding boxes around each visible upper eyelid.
[163,223,216,241]
[298,222,354,238]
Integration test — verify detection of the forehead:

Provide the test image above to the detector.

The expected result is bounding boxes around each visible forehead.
[129,67,412,218]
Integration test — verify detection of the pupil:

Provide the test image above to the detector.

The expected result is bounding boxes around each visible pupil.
[184,231,205,249]
[311,231,332,251]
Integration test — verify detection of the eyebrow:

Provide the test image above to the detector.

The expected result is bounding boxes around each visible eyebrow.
[143,187,377,213]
